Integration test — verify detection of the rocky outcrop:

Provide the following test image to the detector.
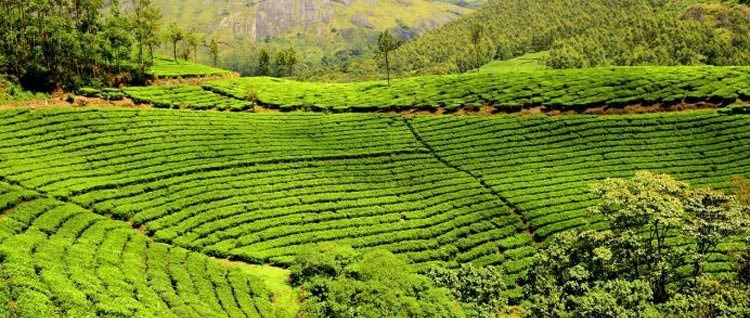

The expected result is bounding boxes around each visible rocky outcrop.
[167,0,472,43]
[255,0,335,39]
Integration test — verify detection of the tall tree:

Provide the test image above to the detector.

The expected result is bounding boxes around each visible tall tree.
[469,23,485,74]
[683,189,749,277]
[142,5,163,66]
[166,22,185,63]
[274,47,299,77]
[103,0,133,73]
[183,27,200,61]
[590,171,688,303]
[132,0,161,74]
[0,0,143,89]
[208,39,220,66]
[257,49,272,76]
[375,30,402,85]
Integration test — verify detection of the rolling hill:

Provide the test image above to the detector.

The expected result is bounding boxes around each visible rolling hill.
[0,108,747,310]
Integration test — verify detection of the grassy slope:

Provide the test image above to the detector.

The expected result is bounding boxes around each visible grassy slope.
[0,108,747,302]
[198,66,750,112]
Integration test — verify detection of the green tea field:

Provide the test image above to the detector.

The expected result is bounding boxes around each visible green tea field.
[0,108,747,316]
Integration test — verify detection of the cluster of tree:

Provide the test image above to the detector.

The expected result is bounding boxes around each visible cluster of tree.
[289,244,463,318]
[162,23,225,67]
[522,171,750,317]
[333,0,750,76]
[546,1,750,68]
[420,172,750,317]
[220,43,301,78]
[0,0,161,90]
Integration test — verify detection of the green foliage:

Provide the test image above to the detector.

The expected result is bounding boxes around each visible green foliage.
[292,247,463,318]
[730,175,750,205]
[208,39,220,66]
[2,109,750,316]
[376,30,403,84]
[166,22,186,62]
[591,172,690,302]
[522,172,750,316]
[257,49,272,76]
[382,0,750,75]
[78,87,103,98]
[274,47,300,78]
[0,77,48,103]
[426,264,508,317]
[683,188,749,277]
[737,242,750,285]
[569,279,659,318]
[660,275,750,317]
[479,51,549,72]
[204,66,750,112]
[290,243,358,285]
[0,0,160,90]
[133,0,163,72]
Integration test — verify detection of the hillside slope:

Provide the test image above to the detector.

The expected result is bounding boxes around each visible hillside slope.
[381,0,750,75]
[0,182,281,317]
[0,109,746,295]
[151,0,472,72]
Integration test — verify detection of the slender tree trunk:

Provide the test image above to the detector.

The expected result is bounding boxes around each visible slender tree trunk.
[385,52,390,85]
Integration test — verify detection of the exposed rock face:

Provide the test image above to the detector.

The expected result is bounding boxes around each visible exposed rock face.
[254,0,335,39]
[162,0,472,43]
[212,0,468,41]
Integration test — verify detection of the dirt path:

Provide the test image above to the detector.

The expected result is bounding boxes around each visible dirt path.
[1,95,732,117]
[0,96,150,111]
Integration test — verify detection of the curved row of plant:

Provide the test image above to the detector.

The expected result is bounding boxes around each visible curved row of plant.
[0,109,536,288]
[413,111,750,249]
[1,109,749,306]
[123,85,251,110]
[0,182,277,317]
[201,66,750,112]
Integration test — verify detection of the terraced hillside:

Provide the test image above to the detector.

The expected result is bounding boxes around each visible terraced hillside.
[200,66,750,112]
[410,112,750,243]
[124,86,251,110]
[123,66,750,112]
[0,182,277,317]
[0,108,747,305]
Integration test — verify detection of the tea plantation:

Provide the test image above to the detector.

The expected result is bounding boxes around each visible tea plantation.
[123,85,251,110]
[0,182,277,317]
[0,108,747,313]
[120,67,750,112]
[199,66,750,111]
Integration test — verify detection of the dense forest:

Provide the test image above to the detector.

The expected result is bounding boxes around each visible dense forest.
[314,0,750,80]
[0,0,165,90]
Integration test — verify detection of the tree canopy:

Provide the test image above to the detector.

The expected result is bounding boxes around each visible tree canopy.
[0,0,162,90]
